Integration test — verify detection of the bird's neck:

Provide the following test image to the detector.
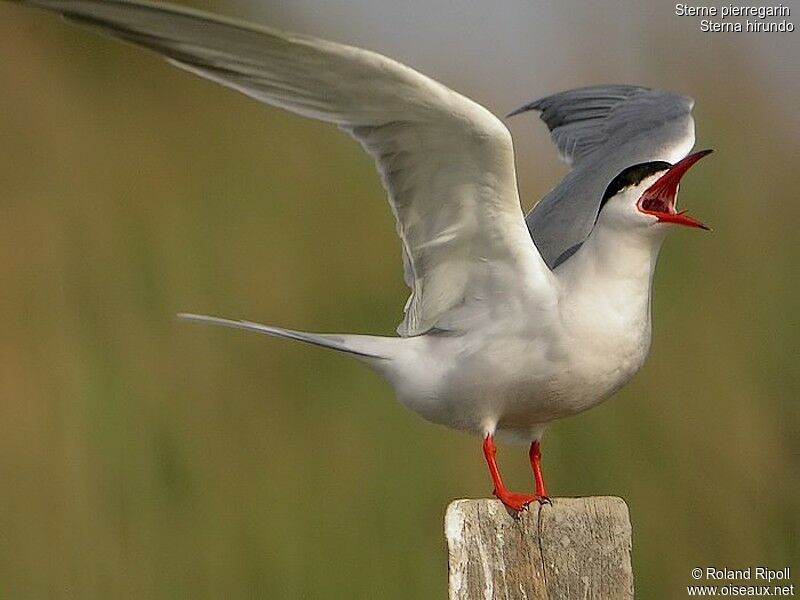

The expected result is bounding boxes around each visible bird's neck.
[555,220,667,327]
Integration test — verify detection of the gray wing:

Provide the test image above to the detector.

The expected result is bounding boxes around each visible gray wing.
[512,85,696,267]
[16,0,556,336]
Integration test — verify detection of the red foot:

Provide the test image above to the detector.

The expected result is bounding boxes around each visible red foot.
[483,435,550,513]
[493,489,541,512]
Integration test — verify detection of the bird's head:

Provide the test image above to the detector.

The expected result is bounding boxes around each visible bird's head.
[598,149,713,233]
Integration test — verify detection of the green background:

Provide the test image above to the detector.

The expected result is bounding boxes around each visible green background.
[0,1,796,597]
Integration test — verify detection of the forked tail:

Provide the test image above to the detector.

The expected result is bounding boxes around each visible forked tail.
[177,313,391,360]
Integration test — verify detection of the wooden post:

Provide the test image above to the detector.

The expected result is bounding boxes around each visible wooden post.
[445,497,634,599]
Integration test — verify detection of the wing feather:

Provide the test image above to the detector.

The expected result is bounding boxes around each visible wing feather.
[20,0,556,334]
[512,85,696,267]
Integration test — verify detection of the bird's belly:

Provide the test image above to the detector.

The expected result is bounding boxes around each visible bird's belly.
[391,323,649,441]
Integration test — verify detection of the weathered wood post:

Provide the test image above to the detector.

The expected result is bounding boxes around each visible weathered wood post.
[446,497,634,599]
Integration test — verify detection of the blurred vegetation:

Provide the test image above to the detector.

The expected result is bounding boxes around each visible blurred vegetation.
[0,1,796,598]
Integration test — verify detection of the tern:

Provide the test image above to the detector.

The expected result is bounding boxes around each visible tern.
[12,0,712,511]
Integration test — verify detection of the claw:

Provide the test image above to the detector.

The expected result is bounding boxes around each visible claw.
[483,435,552,513]
[494,490,539,512]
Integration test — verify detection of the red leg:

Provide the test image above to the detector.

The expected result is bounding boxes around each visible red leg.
[529,440,550,502]
[482,435,538,512]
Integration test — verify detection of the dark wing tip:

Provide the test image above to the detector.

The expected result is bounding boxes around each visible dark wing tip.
[506,100,544,119]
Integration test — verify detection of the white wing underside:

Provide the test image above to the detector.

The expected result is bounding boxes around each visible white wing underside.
[26,0,555,335]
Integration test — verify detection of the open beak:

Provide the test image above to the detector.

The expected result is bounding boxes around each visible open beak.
[638,149,713,230]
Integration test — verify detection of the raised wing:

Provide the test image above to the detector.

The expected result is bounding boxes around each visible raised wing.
[18,0,556,335]
[511,85,696,267]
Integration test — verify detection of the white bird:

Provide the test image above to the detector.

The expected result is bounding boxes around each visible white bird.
[12,0,712,511]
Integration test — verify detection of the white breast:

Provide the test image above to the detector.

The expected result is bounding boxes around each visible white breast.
[378,201,668,442]
[386,295,651,442]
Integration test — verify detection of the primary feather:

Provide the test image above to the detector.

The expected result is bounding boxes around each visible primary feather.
[22,0,554,336]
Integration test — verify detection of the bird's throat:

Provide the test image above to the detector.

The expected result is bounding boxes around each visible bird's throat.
[554,222,665,331]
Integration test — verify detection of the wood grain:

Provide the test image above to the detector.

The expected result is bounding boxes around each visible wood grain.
[445,497,634,599]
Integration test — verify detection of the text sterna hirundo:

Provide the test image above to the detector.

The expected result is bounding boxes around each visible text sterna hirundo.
[12,0,712,511]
